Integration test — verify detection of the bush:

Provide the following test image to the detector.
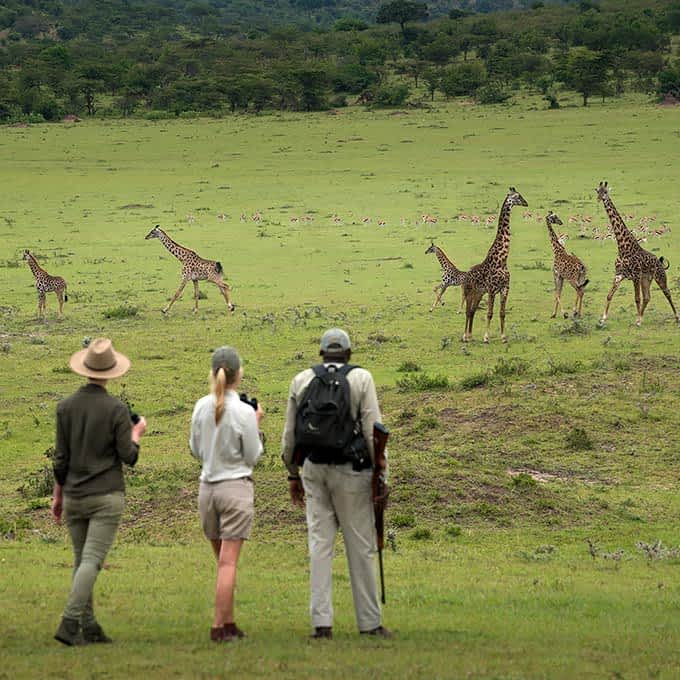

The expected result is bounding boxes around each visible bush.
[441,61,487,97]
[475,81,511,104]
[460,372,489,390]
[391,513,415,528]
[565,426,593,450]
[396,372,450,392]
[410,527,432,540]
[372,83,410,108]
[103,304,139,319]
[396,361,420,373]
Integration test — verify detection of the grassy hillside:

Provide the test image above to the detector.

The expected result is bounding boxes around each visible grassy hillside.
[1,93,679,678]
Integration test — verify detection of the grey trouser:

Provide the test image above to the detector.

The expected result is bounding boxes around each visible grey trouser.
[63,492,124,624]
[301,460,381,632]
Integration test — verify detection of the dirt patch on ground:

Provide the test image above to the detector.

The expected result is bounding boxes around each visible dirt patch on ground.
[507,467,606,486]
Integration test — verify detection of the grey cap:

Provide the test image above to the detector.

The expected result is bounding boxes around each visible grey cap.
[320,328,351,353]
[211,346,241,374]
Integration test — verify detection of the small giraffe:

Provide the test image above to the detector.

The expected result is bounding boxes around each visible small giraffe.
[596,182,678,326]
[22,249,68,318]
[462,187,528,343]
[545,212,589,319]
[425,242,467,313]
[145,225,235,315]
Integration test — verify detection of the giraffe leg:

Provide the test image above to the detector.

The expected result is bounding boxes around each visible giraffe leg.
[552,274,564,318]
[654,272,679,323]
[483,292,496,343]
[430,284,444,312]
[638,276,652,325]
[574,285,583,318]
[38,292,46,318]
[601,274,624,323]
[463,289,482,342]
[163,279,188,314]
[499,288,509,343]
[57,291,65,316]
[633,279,642,326]
[211,277,235,313]
[192,280,200,314]
[458,287,465,314]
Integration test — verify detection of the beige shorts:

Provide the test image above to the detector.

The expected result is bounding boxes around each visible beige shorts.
[198,478,254,540]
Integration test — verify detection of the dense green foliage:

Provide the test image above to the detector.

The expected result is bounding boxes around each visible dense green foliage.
[0,0,679,120]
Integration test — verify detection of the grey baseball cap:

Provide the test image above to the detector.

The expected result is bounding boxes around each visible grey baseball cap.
[211,346,241,374]
[320,328,351,353]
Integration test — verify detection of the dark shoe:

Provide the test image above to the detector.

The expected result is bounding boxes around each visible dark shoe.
[54,617,85,646]
[310,626,332,639]
[211,626,227,642]
[223,623,245,640]
[82,623,112,644]
[360,625,392,638]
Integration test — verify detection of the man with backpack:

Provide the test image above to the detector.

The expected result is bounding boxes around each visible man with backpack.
[281,328,391,639]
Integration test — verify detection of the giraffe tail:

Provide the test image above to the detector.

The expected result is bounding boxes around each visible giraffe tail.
[659,256,670,271]
[215,261,224,274]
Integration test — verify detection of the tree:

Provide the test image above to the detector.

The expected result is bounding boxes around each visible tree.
[440,61,486,98]
[559,47,609,106]
[376,1,428,39]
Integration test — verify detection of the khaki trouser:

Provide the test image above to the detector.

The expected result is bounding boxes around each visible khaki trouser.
[62,492,124,624]
[301,460,381,632]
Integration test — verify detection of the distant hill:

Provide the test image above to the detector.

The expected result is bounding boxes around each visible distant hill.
[0,0,583,39]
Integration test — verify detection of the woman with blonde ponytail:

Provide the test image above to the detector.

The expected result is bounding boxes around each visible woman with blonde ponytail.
[190,346,264,642]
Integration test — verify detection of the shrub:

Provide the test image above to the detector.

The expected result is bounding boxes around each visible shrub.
[475,81,511,104]
[372,83,410,108]
[396,361,420,373]
[460,372,489,390]
[397,372,450,392]
[492,357,528,378]
[410,528,432,540]
[445,524,462,537]
[565,426,593,450]
[391,513,415,528]
[511,472,538,490]
[103,304,139,319]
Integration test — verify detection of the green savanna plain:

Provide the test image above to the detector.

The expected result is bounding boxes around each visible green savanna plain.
[1,94,679,679]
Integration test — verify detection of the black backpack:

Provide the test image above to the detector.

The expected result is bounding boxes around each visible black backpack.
[295,364,359,462]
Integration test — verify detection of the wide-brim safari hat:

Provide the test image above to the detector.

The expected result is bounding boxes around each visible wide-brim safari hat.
[69,338,131,379]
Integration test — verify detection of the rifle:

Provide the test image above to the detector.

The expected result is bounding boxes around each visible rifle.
[372,422,389,605]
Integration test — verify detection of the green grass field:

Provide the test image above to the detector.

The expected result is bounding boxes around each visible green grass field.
[1,94,679,679]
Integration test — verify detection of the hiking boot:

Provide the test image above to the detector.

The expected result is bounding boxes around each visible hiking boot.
[211,626,227,642]
[82,622,112,644]
[54,617,85,646]
[223,623,245,640]
[360,625,392,638]
[310,626,332,639]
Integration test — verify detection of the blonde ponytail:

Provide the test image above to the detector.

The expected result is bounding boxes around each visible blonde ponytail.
[212,367,227,424]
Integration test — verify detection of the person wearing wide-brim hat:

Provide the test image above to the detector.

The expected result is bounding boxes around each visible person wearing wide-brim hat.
[52,338,147,646]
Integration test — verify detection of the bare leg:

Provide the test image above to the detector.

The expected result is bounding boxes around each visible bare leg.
[552,274,564,318]
[163,278,188,314]
[499,287,509,343]
[192,280,200,314]
[210,539,243,627]
[601,274,624,323]
[484,292,496,343]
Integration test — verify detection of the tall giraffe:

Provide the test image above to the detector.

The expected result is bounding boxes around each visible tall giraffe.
[596,182,678,326]
[545,212,589,319]
[145,225,235,314]
[425,242,467,313]
[462,187,528,343]
[22,249,68,318]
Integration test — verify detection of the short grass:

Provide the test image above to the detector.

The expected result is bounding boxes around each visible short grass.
[1,92,679,679]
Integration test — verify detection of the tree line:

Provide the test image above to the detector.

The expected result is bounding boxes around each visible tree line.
[1,0,679,122]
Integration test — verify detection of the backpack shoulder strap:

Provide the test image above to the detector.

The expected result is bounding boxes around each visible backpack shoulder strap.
[337,363,359,377]
[311,364,327,378]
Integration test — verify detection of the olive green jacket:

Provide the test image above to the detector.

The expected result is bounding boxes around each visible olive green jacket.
[54,383,139,498]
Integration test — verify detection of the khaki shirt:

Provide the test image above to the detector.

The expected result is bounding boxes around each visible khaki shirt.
[281,363,385,478]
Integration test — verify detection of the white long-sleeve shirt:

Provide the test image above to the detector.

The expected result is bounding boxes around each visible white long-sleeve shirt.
[190,390,263,482]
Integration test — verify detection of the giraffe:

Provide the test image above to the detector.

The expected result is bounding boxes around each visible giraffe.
[144,225,235,315]
[425,242,467,313]
[596,181,678,326]
[462,187,528,343]
[22,249,68,318]
[545,212,589,319]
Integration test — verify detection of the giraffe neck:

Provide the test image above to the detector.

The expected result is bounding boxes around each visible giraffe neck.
[434,246,463,277]
[25,254,45,279]
[546,222,565,256]
[485,198,513,263]
[602,195,639,254]
[155,229,194,262]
